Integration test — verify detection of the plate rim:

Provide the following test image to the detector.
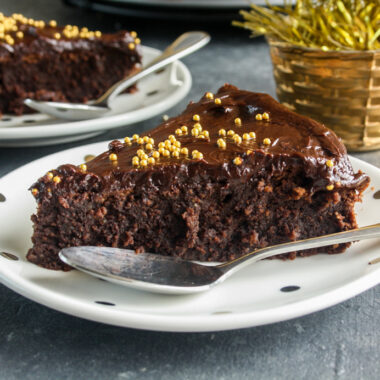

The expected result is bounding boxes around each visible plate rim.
[0,46,192,139]
[0,142,379,332]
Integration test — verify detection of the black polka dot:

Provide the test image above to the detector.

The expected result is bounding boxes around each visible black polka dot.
[373,190,380,199]
[0,252,19,261]
[280,286,300,292]
[95,301,115,306]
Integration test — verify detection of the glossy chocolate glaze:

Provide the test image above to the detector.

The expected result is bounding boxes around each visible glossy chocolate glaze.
[82,84,368,193]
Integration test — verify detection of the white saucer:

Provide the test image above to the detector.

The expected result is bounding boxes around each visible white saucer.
[96,0,285,8]
[0,141,379,332]
[0,46,191,147]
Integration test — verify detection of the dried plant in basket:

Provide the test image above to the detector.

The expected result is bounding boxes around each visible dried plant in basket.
[233,1,380,151]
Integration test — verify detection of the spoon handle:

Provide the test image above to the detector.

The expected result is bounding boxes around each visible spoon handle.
[95,31,210,107]
[218,223,380,276]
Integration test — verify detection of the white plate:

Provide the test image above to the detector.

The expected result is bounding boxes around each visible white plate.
[0,141,379,332]
[0,46,191,147]
[95,0,285,8]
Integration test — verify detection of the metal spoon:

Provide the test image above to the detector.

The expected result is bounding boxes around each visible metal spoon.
[24,31,210,121]
[58,223,380,295]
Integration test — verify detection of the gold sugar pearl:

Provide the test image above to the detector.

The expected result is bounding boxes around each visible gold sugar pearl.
[175,128,183,136]
[205,92,214,100]
[191,128,200,137]
[263,138,271,146]
[197,135,205,140]
[249,132,256,139]
[326,184,334,191]
[326,160,334,168]
[256,114,263,121]
[137,149,145,157]
[234,118,242,127]
[219,129,226,137]
[31,188,39,196]
[16,31,23,38]
[233,134,242,144]
[168,134,176,142]
[227,130,235,137]
[132,156,140,166]
[243,133,250,141]
[145,143,153,151]
[128,42,135,50]
[217,138,226,149]
[5,36,14,45]
[148,138,154,145]
[193,123,202,131]
[81,27,89,33]
[262,112,270,120]
[163,149,170,157]
[165,140,172,149]
[214,98,222,105]
[247,150,253,155]
[124,137,131,145]
[46,172,54,180]
[109,153,118,161]
[95,31,102,38]
[158,147,165,155]
[233,157,243,165]
[172,151,180,159]
[135,38,141,44]
[132,134,139,141]
[193,114,200,122]
[49,20,57,27]
[54,33,61,40]
[152,151,160,159]
[173,141,181,148]
[137,138,144,145]
[130,31,137,38]
[143,136,150,143]
[53,176,61,184]
[169,145,177,152]
[181,126,188,134]
[180,147,189,156]
[148,157,155,165]
[141,153,148,160]
[140,159,148,167]
[79,164,87,172]
[202,130,210,139]
[192,151,204,160]
[158,142,165,149]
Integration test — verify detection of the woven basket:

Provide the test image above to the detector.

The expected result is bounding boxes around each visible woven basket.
[268,38,380,152]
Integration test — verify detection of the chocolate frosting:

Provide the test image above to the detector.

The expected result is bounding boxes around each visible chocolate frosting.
[0,22,141,59]
[82,84,368,193]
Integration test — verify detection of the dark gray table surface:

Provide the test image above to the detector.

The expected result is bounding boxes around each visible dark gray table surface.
[0,1,379,379]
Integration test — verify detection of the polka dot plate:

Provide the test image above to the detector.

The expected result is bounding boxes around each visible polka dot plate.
[0,141,379,332]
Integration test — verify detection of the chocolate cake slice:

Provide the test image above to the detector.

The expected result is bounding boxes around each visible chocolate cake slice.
[0,13,142,116]
[27,84,369,270]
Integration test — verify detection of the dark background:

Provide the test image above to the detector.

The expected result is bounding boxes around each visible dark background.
[0,1,379,379]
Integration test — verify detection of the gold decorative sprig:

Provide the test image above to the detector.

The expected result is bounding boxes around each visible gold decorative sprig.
[233,0,380,51]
